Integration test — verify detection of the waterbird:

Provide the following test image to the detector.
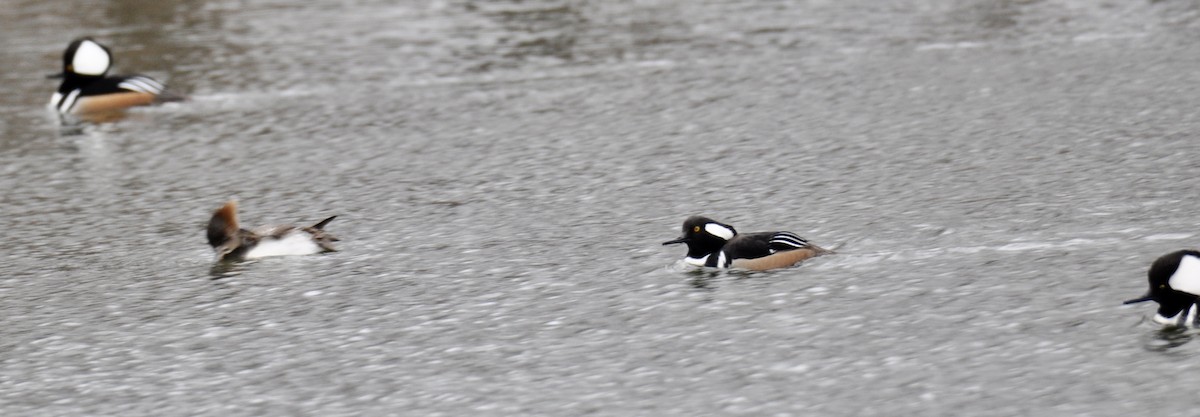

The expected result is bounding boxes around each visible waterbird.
[1125,249,1200,327]
[662,216,829,270]
[48,37,181,115]
[207,201,338,262]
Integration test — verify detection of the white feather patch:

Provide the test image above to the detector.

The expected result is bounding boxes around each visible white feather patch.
[1169,254,1200,295]
[683,255,709,267]
[59,89,81,112]
[244,231,322,259]
[72,40,111,76]
[704,223,735,240]
[770,232,808,249]
[118,76,164,94]
[1154,312,1181,326]
[1154,304,1198,327]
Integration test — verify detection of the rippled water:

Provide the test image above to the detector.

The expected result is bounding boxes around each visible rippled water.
[5,0,1200,415]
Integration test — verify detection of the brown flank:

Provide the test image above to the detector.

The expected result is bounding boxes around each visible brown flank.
[730,245,829,271]
[72,92,156,114]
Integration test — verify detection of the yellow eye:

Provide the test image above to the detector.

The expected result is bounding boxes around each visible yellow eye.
[693,226,701,233]
[1160,285,1167,289]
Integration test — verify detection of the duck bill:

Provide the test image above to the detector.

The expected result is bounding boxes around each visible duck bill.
[662,237,689,246]
[1123,294,1155,305]
[46,72,65,79]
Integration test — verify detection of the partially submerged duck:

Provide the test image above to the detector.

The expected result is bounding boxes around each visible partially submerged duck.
[1126,249,1200,327]
[206,201,338,262]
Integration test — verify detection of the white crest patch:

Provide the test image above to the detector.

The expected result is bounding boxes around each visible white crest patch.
[72,40,111,76]
[704,223,735,240]
[244,231,322,259]
[1168,255,1200,295]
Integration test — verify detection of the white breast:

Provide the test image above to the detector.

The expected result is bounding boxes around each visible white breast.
[244,231,322,259]
[1154,304,1198,327]
[683,255,710,267]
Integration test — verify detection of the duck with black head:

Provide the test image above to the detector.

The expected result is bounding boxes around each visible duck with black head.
[1125,250,1200,327]
[663,216,829,271]
[48,37,181,116]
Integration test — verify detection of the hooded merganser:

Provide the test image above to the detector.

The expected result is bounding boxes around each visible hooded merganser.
[1125,249,1200,327]
[663,216,829,271]
[47,37,178,115]
[206,201,338,262]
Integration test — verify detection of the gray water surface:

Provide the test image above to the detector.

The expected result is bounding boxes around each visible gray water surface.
[4,0,1200,415]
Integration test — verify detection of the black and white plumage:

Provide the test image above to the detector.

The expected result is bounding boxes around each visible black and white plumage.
[207,201,339,262]
[1125,250,1200,327]
[662,216,829,271]
[47,37,178,115]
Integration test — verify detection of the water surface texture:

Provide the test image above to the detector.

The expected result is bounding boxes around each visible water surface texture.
[4,0,1200,415]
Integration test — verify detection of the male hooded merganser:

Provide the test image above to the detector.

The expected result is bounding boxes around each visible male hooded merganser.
[206,201,338,262]
[48,37,177,115]
[1125,250,1200,327]
[662,216,829,271]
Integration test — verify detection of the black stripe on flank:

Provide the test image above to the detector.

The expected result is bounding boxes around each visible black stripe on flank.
[769,232,809,250]
[118,76,164,94]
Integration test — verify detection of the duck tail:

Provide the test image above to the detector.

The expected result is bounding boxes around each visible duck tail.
[306,215,339,252]
[207,201,240,248]
[311,215,336,230]
[154,89,189,103]
[797,241,837,256]
[815,241,844,255]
